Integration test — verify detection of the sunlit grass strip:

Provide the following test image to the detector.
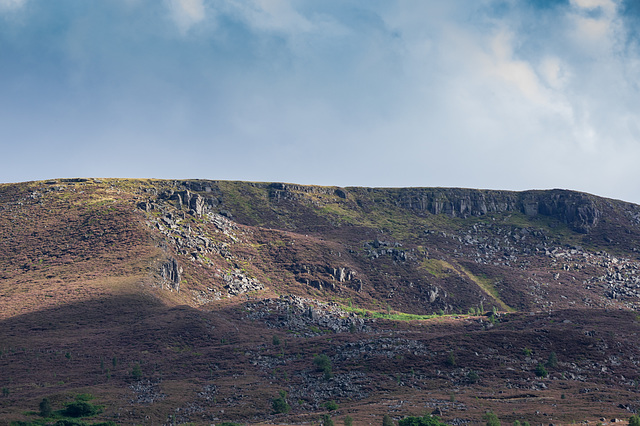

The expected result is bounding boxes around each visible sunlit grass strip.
[342,305,438,321]
[455,264,514,312]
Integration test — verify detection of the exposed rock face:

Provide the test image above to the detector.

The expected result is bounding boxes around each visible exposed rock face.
[145,180,609,235]
[290,262,362,292]
[157,189,207,216]
[389,188,602,233]
[161,258,182,291]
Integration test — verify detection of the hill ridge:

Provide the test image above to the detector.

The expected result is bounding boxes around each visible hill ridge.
[2,178,640,424]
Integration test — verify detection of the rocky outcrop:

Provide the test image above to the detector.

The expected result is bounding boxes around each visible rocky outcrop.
[129,379,166,404]
[223,271,264,296]
[161,258,182,292]
[154,189,209,217]
[249,182,604,234]
[386,188,602,234]
[290,263,363,292]
[364,240,413,262]
[244,294,366,336]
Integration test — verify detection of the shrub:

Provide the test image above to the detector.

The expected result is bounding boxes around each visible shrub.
[484,411,500,426]
[467,370,479,384]
[445,352,456,367]
[272,390,290,414]
[522,348,532,357]
[398,415,448,426]
[344,415,354,426]
[52,420,89,426]
[629,415,640,426]
[314,354,333,379]
[322,414,335,426]
[272,335,281,346]
[535,363,548,378]
[324,400,338,411]
[382,414,395,426]
[131,363,142,380]
[39,397,52,417]
[62,401,99,418]
[546,352,558,368]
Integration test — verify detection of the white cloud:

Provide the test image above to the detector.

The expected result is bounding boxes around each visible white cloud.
[569,0,620,51]
[538,56,570,90]
[0,0,27,10]
[571,0,616,13]
[240,0,314,33]
[167,0,206,33]
[479,30,572,117]
[573,15,612,40]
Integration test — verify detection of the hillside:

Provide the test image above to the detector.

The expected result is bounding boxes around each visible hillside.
[2,178,640,425]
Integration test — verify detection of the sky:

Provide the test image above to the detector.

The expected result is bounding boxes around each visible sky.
[1,0,640,203]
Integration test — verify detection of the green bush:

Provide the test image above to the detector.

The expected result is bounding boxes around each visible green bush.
[272,390,291,414]
[344,415,354,426]
[467,370,479,384]
[62,401,100,418]
[314,354,333,379]
[322,414,335,426]
[131,363,142,380]
[39,397,52,417]
[629,415,640,426]
[535,363,548,378]
[483,411,500,426]
[398,415,448,426]
[53,420,88,426]
[445,352,456,367]
[546,352,558,368]
[382,414,395,426]
[324,400,338,411]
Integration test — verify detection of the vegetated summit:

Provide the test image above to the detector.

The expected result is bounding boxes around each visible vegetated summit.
[2,178,640,425]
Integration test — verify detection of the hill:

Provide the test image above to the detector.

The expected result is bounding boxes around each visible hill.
[1,178,640,425]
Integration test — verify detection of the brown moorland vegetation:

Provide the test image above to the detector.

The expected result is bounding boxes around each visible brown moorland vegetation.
[2,178,640,425]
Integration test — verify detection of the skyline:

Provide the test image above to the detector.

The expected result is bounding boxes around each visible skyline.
[1,0,639,203]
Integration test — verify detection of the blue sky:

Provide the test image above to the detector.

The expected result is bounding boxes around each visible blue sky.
[1,0,639,203]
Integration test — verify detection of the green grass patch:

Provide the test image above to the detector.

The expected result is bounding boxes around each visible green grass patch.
[342,305,437,321]
[419,258,457,278]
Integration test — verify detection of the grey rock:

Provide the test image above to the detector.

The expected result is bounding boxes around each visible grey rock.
[161,258,182,292]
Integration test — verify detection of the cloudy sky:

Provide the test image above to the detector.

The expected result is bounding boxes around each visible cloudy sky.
[1,0,639,203]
